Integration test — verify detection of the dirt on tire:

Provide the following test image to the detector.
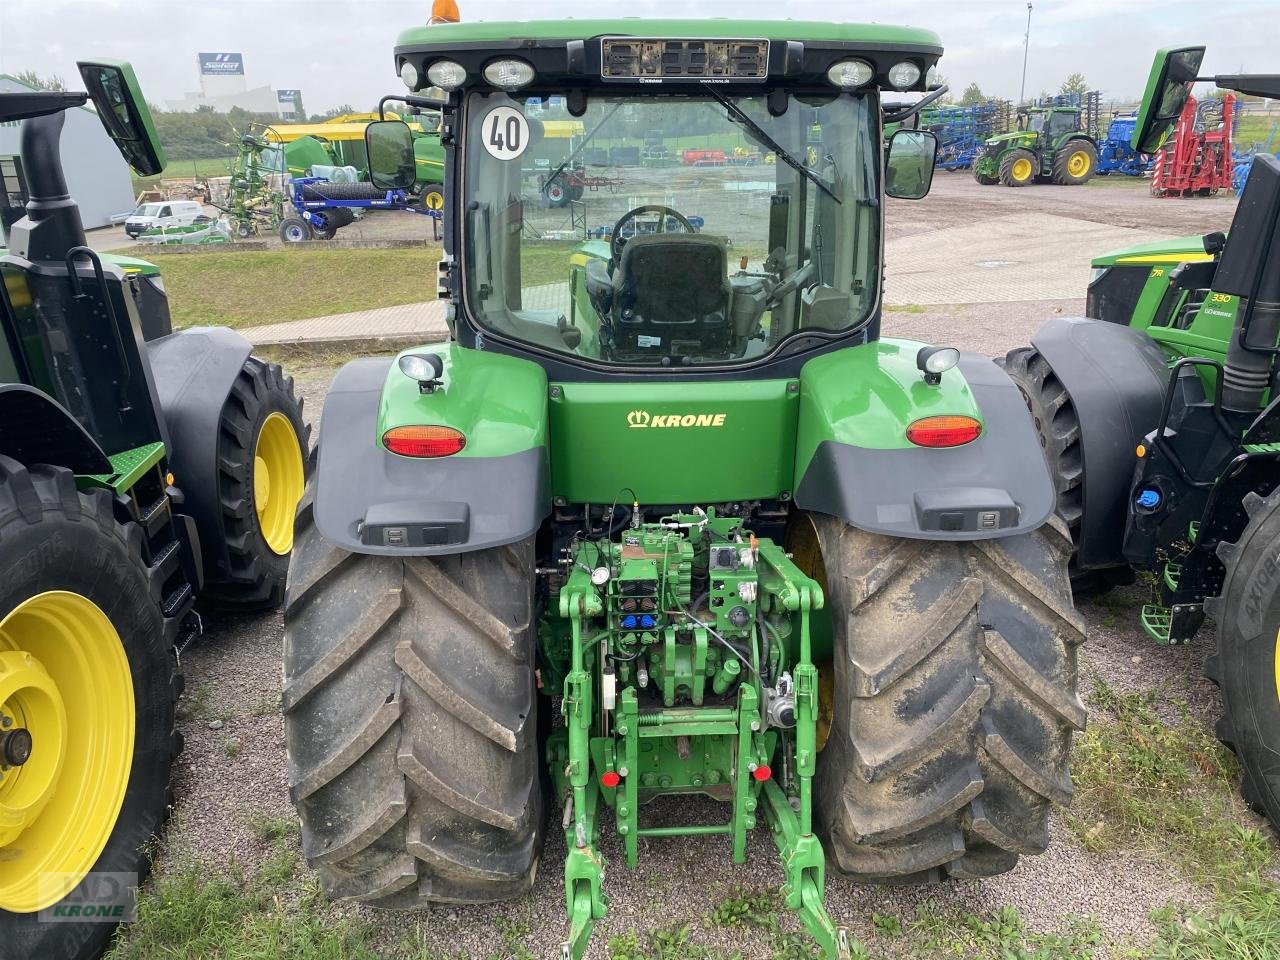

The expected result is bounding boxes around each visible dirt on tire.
[808,513,1086,882]
[282,478,543,905]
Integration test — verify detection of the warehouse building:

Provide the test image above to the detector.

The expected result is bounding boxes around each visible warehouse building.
[0,74,137,238]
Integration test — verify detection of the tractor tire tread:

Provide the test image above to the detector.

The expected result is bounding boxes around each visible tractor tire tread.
[813,513,1082,883]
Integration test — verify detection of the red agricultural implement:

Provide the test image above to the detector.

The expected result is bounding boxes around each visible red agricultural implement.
[1151,92,1235,197]
[682,147,727,165]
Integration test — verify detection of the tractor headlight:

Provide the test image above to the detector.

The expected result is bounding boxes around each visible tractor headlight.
[427,59,468,91]
[400,61,420,90]
[1090,266,1109,285]
[826,59,874,90]
[888,61,922,90]
[483,58,535,90]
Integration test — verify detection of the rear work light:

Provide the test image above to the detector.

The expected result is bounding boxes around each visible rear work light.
[906,415,982,448]
[383,425,467,458]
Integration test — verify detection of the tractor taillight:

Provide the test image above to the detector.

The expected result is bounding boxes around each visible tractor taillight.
[383,425,467,458]
[905,415,982,448]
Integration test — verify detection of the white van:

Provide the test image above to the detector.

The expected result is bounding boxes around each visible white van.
[124,200,206,239]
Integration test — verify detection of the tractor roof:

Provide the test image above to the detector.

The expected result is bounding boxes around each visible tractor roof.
[397,19,940,48]
[395,19,942,92]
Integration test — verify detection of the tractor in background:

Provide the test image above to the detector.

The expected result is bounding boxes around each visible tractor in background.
[1002,45,1280,831]
[282,15,1085,960]
[973,105,1099,187]
[0,61,307,960]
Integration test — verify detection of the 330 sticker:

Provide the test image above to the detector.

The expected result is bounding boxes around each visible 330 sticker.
[482,106,529,161]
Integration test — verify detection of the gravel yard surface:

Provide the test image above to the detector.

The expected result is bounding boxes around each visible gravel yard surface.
[111,174,1273,960]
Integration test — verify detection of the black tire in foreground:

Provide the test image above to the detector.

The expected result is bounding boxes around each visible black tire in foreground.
[1204,487,1280,828]
[0,457,179,960]
[1052,140,1098,186]
[199,357,309,611]
[999,148,1038,187]
[283,476,543,905]
[805,512,1086,881]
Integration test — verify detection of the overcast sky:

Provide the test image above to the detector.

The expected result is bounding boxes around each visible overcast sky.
[0,0,1273,113]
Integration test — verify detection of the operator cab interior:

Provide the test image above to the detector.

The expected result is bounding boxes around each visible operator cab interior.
[459,89,884,367]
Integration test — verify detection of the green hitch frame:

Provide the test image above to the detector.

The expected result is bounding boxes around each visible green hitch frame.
[549,522,848,960]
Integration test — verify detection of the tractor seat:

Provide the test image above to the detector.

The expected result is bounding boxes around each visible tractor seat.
[608,234,731,357]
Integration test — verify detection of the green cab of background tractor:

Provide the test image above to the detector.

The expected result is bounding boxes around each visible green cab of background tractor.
[0,59,307,960]
[282,19,1086,960]
[1002,44,1280,841]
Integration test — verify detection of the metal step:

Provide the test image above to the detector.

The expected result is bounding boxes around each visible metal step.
[1141,604,1172,645]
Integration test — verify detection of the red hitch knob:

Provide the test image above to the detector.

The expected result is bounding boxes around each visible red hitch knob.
[601,771,621,788]
[752,764,772,782]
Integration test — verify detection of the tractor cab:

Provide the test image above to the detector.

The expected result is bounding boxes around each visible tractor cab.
[1021,106,1080,143]
[373,25,940,372]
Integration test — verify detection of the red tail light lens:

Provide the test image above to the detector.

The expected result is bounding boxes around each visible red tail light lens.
[906,415,982,448]
[383,425,467,458]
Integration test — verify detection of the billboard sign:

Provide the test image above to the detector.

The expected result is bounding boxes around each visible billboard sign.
[199,52,244,76]
[277,89,299,103]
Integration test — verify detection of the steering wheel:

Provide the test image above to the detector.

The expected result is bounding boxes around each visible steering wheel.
[610,204,695,262]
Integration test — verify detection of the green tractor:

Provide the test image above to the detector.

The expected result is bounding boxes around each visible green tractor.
[973,105,1098,187]
[0,62,307,959]
[1002,46,1280,829]
[284,18,1085,959]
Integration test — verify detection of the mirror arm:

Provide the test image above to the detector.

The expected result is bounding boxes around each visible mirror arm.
[379,93,448,120]
[882,85,949,125]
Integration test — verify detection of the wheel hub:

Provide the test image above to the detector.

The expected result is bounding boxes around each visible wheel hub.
[253,411,305,556]
[0,592,133,912]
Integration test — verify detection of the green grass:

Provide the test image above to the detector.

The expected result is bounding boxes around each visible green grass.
[1145,881,1280,959]
[1069,679,1271,891]
[108,246,440,329]
[133,155,237,195]
[902,905,1103,959]
[106,850,376,960]
[1235,114,1280,152]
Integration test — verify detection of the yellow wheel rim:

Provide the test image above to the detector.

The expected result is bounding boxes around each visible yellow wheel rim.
[1067,150,1090,178]
[1012,157,1033,182]
[0,592,133,912]
[254,411,305,556]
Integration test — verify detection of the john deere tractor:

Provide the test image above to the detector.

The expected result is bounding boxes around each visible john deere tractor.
[973,105,1098,187]
[1002,46,1280,829]
[0,63,307,959]
[283,17,1086,959]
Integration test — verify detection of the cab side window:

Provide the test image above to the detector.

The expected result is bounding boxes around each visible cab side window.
[158,206,171,218]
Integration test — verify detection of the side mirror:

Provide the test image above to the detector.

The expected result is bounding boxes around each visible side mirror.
[76,60,166,177]
[885,129,937,200]
[1131,46,1206,155]
[366,119,417,191]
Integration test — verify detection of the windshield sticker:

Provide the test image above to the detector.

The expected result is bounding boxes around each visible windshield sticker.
[482,106,529,161]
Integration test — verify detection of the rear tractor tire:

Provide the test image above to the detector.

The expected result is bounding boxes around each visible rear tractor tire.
[0,457,179,960]
[803,512,1086,882]
[199,357,309,611]
[1204,486,1280,829]
[1000,149,1038,187]
[283,475,543,906]
[1001,345,1133,592]
[1052,141,1098,186]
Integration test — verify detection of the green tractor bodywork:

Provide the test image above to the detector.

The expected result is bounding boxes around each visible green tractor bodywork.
[285,20,1082,960]
[1004,46,1280,830]
[0,61,307,958]
[972,106,1098,186]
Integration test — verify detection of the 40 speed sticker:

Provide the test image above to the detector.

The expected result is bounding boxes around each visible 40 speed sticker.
[482,106,529,161]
